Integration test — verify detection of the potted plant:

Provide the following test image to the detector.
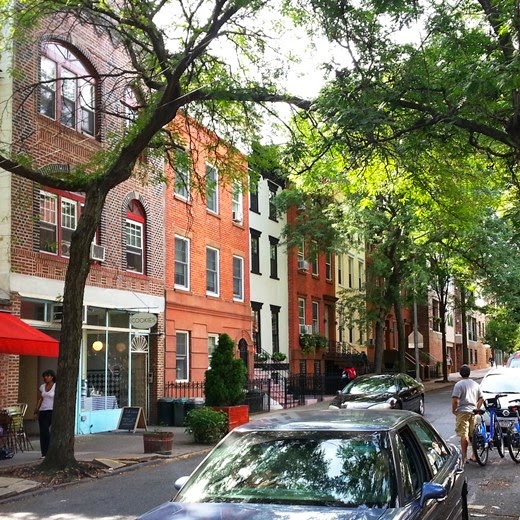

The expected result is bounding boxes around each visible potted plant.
[255,351,269,362]
[313,334,328,350]
[299,333,315,354]
[142,428,174,454]
[204,333,249,430]
[271,352,287,362]
[184,407,228,444]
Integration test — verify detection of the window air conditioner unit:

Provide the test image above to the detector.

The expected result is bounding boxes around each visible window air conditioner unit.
[61,242,71,257]
[90,243,106,262]
[298,260,309,271]
[51,304,63,322]
[299,324,313,335]
[232,211,242,222]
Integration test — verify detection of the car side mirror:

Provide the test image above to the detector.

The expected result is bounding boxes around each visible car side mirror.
[174,476,190,491]
[419,482,447,507]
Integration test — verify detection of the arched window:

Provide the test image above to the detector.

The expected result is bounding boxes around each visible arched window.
[40,42,97,136]
[125,200,146,274]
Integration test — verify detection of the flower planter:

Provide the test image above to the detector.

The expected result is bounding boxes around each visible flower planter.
[143,431,174,454]
[213,404,249,432]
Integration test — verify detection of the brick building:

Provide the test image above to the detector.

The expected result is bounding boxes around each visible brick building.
[163,115,253,385]
[0,15,165,432]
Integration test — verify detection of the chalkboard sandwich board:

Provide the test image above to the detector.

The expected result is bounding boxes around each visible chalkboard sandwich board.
[118,407,148,433]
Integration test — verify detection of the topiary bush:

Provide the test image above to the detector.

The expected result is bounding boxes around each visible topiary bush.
[204,333,247,406]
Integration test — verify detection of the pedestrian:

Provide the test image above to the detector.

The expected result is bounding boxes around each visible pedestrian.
[446,354,452,373]
[341,366,357,382]
[33,369,56,458]
[451,364,483,463]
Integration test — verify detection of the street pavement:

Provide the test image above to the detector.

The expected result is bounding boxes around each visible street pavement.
[0,367,490,502]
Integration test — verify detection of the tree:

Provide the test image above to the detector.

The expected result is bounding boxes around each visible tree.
[204,333,247,407]
[293,0,520,206]
[0,0,310,472]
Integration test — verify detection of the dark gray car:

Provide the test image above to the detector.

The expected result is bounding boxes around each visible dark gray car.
[138,409,467,519]
[329,373,425,414]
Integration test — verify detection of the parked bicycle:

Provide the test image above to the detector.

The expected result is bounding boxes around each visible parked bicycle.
[506,398,520,463]
[472,393,507,466]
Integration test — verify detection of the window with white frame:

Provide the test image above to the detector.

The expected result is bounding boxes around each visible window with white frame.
[39,190,85,257]
[40,42,96,136]
[174,150,190,200]
[176,331,189,381]
[312,301,319,333]
[325,252,332,280]
[298,298,306,326]
[311,247,319,276]
[232,181,243,222]
[174,236,190,289]
[39,191,58,253]
[269,236,278,279]
[206,247,219,295]
[208,334,218,368]
[233,256,244,301]
[298,241,305,267]
[125,199,145,274]
[348,256,354,288]
[337,254,343,285]
[358,260,364,289]
[206,164,218,213]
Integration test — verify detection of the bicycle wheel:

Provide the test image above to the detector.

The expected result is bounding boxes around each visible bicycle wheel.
[472,422,489,466]
[493,418,505,458]
[508,423,520,463]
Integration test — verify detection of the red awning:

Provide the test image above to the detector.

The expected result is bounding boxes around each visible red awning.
[0,313,59,357]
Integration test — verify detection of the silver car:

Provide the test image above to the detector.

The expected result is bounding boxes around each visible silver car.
[138,409,467,520]
[480,367,520,428]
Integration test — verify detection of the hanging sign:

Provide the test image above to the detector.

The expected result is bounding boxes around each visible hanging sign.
[130,312,157,329]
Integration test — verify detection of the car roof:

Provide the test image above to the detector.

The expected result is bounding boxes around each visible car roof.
[234,409,418,434]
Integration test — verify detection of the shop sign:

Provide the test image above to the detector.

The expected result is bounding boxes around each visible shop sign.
[130,312,157,329]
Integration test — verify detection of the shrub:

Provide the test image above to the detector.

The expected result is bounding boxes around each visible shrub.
[271,352,287,362]
[204,333,247,406]
[184,407,228,444]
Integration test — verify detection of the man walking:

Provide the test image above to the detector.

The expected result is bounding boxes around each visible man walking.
[452,364,483,463]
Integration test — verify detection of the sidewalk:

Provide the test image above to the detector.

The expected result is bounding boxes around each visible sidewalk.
[0,367,490,502]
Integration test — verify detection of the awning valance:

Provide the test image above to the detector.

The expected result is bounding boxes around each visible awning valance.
[0,313,59,357]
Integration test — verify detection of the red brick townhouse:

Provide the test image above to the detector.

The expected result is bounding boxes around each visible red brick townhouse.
[286,206,337,376]
[163,115,253,386]
[0,16,166,432]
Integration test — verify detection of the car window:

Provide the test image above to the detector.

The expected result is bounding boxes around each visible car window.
[408,420,449,476]
[347,376,397,395]
[394,427,428,501]
[481,374,520,393]
[176,430,398,508]
[401,374,418,388]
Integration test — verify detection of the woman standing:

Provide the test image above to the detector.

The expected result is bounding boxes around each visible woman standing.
[33,369,56,458]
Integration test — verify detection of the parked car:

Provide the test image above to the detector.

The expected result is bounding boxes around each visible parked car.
[137,409,467,520]
[479,367,520,428]
[506,351,520,368]
[329,373,425,414]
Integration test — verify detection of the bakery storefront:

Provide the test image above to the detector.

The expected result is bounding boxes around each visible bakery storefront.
[78,307,157,434]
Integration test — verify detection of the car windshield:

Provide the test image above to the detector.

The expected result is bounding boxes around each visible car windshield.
[508,358,520,368]
[343,376,398,395]
[481,373,520,393]
[176,430,397,509]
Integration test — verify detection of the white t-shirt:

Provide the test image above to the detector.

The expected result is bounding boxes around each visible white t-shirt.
[452,378,482,413]
[39,383,55,411]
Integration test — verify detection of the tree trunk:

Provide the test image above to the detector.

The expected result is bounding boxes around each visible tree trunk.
[41,187,108,470]
[374,319,385,374]
[460,286,469,365]
[393,297,406,373]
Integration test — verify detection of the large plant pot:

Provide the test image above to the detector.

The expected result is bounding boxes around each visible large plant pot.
[213,404,249,432]
[143,432,174,454]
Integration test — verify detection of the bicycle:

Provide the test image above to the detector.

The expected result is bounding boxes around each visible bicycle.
[472,393,507,466]
[505,398,520,463]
